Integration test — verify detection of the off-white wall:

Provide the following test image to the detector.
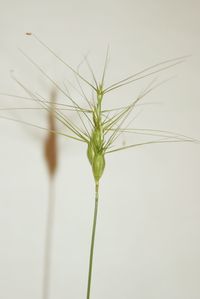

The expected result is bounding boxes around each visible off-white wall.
[0,0,200,298]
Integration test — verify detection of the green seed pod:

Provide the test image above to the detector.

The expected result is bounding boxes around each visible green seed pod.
[92,153,105,182]
[87,142,95,165]
[92,128,102,149]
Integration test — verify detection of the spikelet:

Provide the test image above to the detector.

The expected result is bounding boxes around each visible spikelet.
[92,153,105,182]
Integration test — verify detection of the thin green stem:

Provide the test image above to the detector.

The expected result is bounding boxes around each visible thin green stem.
[86,182,99,299]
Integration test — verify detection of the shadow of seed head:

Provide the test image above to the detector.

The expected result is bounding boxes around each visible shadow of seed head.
[44,89,58,177]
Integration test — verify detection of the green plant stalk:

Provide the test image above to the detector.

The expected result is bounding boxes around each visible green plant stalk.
[86,89,105,299]
[86,181,99,299]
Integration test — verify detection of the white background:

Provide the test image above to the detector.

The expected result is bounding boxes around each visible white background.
[0,0,200,298]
